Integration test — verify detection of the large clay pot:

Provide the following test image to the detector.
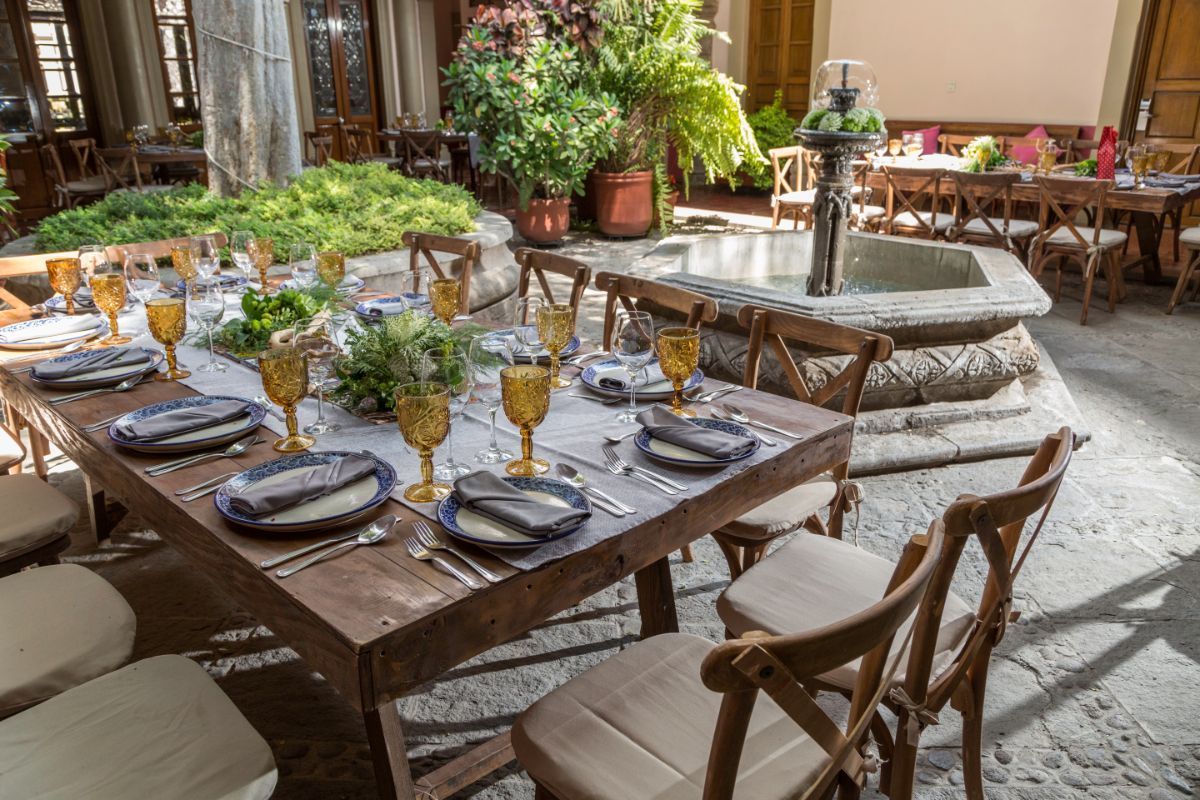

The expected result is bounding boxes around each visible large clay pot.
[515,197,571,243]
[594,170,653,237]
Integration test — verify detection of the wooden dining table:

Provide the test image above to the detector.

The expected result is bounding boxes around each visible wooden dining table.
[0,302,854,798]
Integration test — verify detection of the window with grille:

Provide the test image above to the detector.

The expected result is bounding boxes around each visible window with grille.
[151,0,199,123]
[27,0,86,131]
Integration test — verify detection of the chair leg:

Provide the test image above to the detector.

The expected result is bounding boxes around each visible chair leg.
[1105,252,1119,314]
[1079,253,1100,325]
[962,668,991,800]
[887,724,920,800]
[1172,211,1182,263]
[1054,256,1065,303]
[715,534,746,580]
[28,428,49,479]
[870,711,896,797]
[1167,250,1199,314]
[678,544,694,563]
[771,204,781,230]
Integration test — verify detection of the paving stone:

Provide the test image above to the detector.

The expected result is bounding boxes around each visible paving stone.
[994,748,1014,765]
[1127,770,1156,787]
[1044,752,1067,769]
[981,765,1010,783]
[928,750,957,771]
[1162,768,1194,795]
[1062,769,1089,787]
[1014,767,1050,784]
[947,770,964,786]
[1153,790,1182,800]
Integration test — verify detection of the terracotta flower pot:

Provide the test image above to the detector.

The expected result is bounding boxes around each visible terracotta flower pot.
[594,170,653,237]
[515,197,571,244]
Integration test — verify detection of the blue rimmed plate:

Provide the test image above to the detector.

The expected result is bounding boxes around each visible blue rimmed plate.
[174,274,248,292]
[31,347,164,390]
[580,358,703,401]
[0,315,107,350]
[107,395,266,454]
[280,273,366,296]
[353,295,410,322]
[634,416,760,467]
[436,476,591,549]
[215,451,397,534]
[484,328,581,363]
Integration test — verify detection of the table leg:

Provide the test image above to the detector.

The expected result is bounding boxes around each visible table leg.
[635,556,679,638]
[1133,211,1163,284]
[363,700,418,800]
[83,473,126,543]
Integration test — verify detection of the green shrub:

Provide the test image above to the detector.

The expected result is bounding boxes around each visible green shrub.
[746,91,798,190]
[34,162,481,255]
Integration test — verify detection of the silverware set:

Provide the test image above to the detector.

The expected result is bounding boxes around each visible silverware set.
[49,374,153,405]
[411,520,501,584]
[274,515,396,578]
[405,534,483,590]
[721,403,803,439]
[81,412,126,433]
[144,434,259,476]
[174,471,239,502]
[709,407,776,447]
[602,444,688,495]
[555,463,636,516]
[690,383,743,404]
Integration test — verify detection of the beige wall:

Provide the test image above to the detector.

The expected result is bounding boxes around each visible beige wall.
[827,0,1121,126]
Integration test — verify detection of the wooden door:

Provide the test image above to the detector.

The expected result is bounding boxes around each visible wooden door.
[745,0,814,116]
[1130,0,1200,222]
[301,0,380,160]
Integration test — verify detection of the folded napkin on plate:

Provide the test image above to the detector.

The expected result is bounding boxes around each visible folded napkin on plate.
[636,405,757,459]
[366,297,409,317]
[113,399,251,442]
[229,454,378,518]
[32,347,151,380]
[596,363,671,391]
[0,314,98,343]
[451,471,590,538]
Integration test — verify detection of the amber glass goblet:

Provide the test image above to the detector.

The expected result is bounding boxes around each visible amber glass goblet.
[171,243,198,285]
[258,347,315,453]
[657,327,700,417]
[146,298,190,381]
[45,257,82,315]
[248,237,275,293]
[430,278,461,324]
[90,273,132,345]
[316,251,346,288]
[501,365,551,476]
[394,382,452,502]
[535,303,575,389]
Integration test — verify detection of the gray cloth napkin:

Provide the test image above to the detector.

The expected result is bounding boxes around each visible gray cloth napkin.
[636,405,756,459]
[451,471,590,538]
[596,363,670,391]
[366,297,409,316]
[113,399,251,442]
[32,347,151,380]
[230,454,378,518]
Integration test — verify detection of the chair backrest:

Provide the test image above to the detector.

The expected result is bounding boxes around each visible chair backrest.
[305,131,333,167]
[769,145,802,203]
[897,427,1073,723]
[949,170,1021,248]
[345,127,371,163]
[39,143,67,188]
[699,521,945,800]
[1002,136,1049,159]
[882,165,946,237]
[105,232,229,264]
[937,134,978,156]
[67,138,98,178]
[402,129,445,179]
[1158,142,1200,175]
[1032,176,1111,250]
[401,231,478,312]
[514,247,591,312]
[853,160,873,212]
[594,271,718,347]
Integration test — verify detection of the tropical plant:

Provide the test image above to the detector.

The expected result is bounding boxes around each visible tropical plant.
[746,91,798,190]
[34,162,480,255]
[0,135,19,237]
[467,0,604,56]
[445,25,619,208]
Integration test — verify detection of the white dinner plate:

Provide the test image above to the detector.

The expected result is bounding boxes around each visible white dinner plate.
[0,316,107,350]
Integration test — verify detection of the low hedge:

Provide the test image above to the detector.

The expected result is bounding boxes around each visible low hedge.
[34,161,482,256]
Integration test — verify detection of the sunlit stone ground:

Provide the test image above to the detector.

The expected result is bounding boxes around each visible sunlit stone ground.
[45,226,1200,798]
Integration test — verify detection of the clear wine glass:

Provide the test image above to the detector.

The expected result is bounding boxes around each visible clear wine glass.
[77,243,107,289]
[469,333,515,464]
[230,230,254,291]
[513,296,544,365]
[292,317,341,435]
[420,347,473,480]
[187,280,226,372]
[289,242,318,289]
[611,311,654,423]
[194,235,221,283]
[403,266,433,313]
[123,251,160,305]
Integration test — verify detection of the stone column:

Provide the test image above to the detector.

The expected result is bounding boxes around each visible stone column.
[192,0,303,195]
[395,0,427,114]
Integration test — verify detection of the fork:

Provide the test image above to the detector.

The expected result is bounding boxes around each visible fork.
[404,536,482,589]
[603,452,678,495]
[602,445,688,492]
[412,521,502,584]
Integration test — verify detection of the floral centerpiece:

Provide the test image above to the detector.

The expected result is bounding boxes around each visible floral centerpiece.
[959,135,1012,173]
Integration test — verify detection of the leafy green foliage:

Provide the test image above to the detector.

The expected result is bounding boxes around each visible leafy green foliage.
[34,162,480,255]
[745,91,798,189]
[1074,158,1097,177]
[332,311,486,414]
[209,289,329,357]
[960,136,1010,173]
[0,135,18,236]
[801,106,885,133]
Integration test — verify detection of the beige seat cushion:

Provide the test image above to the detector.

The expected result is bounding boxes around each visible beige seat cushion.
[854,204,886,220]
[717,533,976,691]
[63,176,108,193]
[1046,226,1126,249]
[719,472,837,539]
[777,186,863,206]
[961,217,1039,238]
[0,474,77,560]
[513,633,829,800]
[0,564,135,716]
[0,428,22,471]
[1178,226,1200,247]
[0,655,277,800]
[892,210,953,231]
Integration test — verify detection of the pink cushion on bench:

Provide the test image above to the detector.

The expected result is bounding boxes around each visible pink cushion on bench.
[902,125,940,155]
[1010,125,1049,164]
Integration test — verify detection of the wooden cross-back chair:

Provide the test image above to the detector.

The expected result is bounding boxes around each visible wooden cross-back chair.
[1000,136,1049,160]
[717,427,1073,800]
[711,305,894,579]
[304,131,333,167]
[1029,176,1125,325]
[402,231,478,313]
[514,247,591,313]
[400,128,448,181]
[594,271,718,354]
[768,145,815,230]
[346,127,404,171]
[40,143,108,209]
[67,138,99,178]
[882,165,949,239]
[105,232,229,265]
[513,520,945,800]
[850,159,885,231]
[1119,142,1200,263]
[936,133,982,156]
[947,171,1038,259]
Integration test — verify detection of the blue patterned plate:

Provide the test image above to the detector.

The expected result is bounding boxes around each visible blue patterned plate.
[485,328,581,363]
[436,476,591,549]
[174,274,248,292]
[634,416,760,467]
[353,295,410,322]
[215,451,397,534]
[107,395,266,454]
[280,273,365,296]
[31,347,164,390]
[580,358,703,401]
[0,315,107,350]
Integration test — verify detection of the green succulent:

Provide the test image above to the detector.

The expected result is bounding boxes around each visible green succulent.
[817,112,845,132]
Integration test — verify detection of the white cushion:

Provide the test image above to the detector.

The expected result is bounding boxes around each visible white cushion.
[0,655,277,800]
[0,428,22,471]
[1180,227,1200,247]
[717,533,976,692]
[892,210,953,231]
[776,186,863,206]
[0,564,135,716]
[719,473,838,539]
[0,474,77,560]
[854,204,886,220]
[1046,226,1126,248]
[961,217,1039,237]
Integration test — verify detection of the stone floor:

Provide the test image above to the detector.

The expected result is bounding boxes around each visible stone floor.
[37,218,1200,799]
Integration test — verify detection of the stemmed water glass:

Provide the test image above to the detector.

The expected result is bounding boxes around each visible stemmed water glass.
[420,347,473,480]
[90,260,131,345]
[188,280,226,372]
[403,266,433,313]
[258,346,315,453]
[171,242,198,286]
[316,252,346,290]
[430,278,461,324]
[289,242,318,289]
[77,243,107,288]
[45,257,82,315]
[292,317,341,435]
[611,311,654,423]
[657,327,700,417]
[513,296,544,364]
[501,365,551,476]
[394,382,451,502]
[193,235,221,283]
[123,252,160,305]
[902,132,923,159]
[146,298,189,381]
[230,231,254,290]
[536,302,575,389]
[248,237,274,293]
[469,334,515,464]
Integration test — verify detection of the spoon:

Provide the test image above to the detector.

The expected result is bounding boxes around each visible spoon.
[276,521,392,577]
[49,373,147,405]
[710,407,775,446]
[603,430,639,443]
[253,395,287,421]
[145,434,260,476]
[263,514,397,569]
[722,404,804,439]
[555,463,636,515]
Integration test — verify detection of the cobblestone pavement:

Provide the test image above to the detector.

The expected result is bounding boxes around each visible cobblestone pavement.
[44,224,1200,798]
